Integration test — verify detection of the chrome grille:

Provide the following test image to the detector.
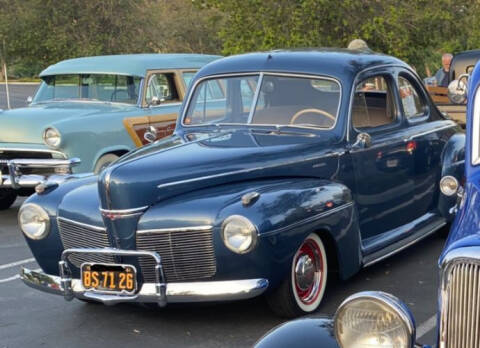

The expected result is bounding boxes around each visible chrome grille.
[57,217,114,267]
[440,260,480,348]
[136,227,216,282]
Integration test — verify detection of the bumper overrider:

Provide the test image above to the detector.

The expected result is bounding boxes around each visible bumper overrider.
[20,248,269,305]
[0,157,81,189]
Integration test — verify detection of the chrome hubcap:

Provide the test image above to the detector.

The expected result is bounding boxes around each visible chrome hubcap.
[295,254,315,290]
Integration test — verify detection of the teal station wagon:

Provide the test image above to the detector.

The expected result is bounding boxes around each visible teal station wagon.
[0,53,220,209]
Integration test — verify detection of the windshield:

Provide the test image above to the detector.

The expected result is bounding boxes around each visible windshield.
[184,73,341,129]
[33,74,142,104]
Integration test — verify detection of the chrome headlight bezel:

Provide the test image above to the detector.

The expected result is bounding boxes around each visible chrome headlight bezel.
[334,291,416,348]
[221,215,258,254]
[42,127,62,149]
[18,203,51,240]
[440,175,459,196]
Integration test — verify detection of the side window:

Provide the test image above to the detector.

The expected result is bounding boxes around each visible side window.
[145,73,179,105]
[352,76,397,129]
[397,76,426,118]
[182,72,196,88]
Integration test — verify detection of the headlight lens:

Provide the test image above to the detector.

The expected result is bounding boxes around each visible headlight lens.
[18,203,50,240]
[334,291,414,348]
[440,175,459,196]
[43,127,61,148]
[221,215,257,254]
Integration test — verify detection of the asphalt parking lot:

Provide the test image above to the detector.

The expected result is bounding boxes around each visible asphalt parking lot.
[1,84,443,347]
[0,83,39,109]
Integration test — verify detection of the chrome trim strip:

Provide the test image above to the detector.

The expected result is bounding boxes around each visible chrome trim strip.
[247,72,264,124]
[180,72,343,131]
[262,202,354,237]
[404,122,457,141]
[0,147,67,159]
[20,267,268,304]
[100,206,149,215]
[137,225,213,234]
[57,216,106,232]
[100,206,149,219]
[472,86,480,165]
[157,151,344,189]
[363,220,445,268]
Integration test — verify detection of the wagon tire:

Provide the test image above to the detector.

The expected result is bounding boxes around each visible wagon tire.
[0,189,17,210]
[94,154,120,174]
[266,233,328,318]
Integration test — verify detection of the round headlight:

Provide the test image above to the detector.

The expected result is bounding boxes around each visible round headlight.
[334,291,415,348]
[440,175,459,196]
[221,215,257,254]
[18,203,50,240]
[43,127,61,148]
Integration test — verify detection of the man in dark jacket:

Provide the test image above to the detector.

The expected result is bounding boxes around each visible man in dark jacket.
[435,53,453,87]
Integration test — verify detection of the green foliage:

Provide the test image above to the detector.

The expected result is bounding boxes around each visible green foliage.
[0,0,478,78]
[0,0,222,78]
[202,0,476,77]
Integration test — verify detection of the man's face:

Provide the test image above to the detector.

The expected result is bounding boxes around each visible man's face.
[442,55,452,71]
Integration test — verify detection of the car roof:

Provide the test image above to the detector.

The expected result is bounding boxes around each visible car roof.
[39,54,222,78]
[195,48,409,80]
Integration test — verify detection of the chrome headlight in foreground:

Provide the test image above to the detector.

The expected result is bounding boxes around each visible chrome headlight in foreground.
[439,175,459,196]
[43,127,62,148]
[221,215,257,254]
[18,203,50,240]
[334,291,415,348]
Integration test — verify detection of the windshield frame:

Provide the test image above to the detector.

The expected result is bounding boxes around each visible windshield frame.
[32,73,144,106]
[181,72,343,131]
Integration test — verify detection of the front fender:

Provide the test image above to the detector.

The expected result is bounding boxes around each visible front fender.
[439,132,466,220]
[254,318,339,348]
[138,178,360,285]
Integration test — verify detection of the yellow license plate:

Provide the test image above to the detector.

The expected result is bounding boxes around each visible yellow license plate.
[81,263,136,294]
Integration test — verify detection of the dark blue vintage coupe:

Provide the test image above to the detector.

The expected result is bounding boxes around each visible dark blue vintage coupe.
[255,62,480,346]
[19,49,464,317]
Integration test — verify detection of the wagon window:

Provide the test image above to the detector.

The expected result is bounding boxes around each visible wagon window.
[145,73,179,105]
[352,76,397,129]
[397,76,426,118]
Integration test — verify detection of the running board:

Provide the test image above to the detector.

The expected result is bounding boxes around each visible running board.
[362,218,446,268]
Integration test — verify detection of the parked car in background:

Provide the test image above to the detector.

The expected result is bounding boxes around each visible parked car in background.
[255,58,480,348]
[19,49,464,317]
[426,49,480,127]
[0,53,220,209]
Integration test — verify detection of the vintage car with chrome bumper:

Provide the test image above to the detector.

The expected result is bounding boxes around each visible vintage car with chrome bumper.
[19,49,464,317]
[0,53,219,210]
[255,57,480,347]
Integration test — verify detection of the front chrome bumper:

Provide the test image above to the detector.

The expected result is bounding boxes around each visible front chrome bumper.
[0,158,81,189]
[20,247,269,306]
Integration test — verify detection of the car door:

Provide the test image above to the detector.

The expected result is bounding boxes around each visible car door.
[350,71,415,242]
[396,68,451,220]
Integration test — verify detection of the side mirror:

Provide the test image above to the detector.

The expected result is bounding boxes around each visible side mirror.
[148,96,164,107]
[447,73,469,104]
[26,96,33,104]
[143,125,158,144]
[353,132,372,149]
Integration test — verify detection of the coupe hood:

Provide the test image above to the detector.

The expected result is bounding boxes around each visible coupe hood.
[99,129,340,210]
[0,102,134,143]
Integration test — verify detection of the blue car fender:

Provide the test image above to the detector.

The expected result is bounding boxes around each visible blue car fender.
[254,318,339,348]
